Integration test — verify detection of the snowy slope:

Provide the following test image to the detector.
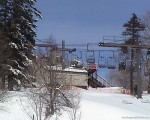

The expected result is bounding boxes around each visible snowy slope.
[0,88,150,120]
[81,90,150,120]
[0,92,29,120]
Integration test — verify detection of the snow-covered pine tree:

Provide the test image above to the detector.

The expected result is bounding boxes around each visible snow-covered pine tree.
[0,0,42,90]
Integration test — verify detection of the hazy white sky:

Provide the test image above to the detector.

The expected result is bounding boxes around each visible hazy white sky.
[36,0,150,44]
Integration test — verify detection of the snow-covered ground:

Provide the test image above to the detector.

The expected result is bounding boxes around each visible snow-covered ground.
[81,90,150,120]
[0,88,150,120]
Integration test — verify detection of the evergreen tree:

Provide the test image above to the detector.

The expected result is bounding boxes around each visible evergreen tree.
[121,13,145,95]
[0,0,42,90]
[122,13,145,52]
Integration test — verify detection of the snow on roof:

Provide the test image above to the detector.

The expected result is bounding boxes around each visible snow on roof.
[48,66,87,73]
[64,67,87,73]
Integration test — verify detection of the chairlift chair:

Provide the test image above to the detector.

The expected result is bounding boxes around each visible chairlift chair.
[98,51,107,68]
[98,56,107,68]
[119,61,126,70]
[118,52,126,70]
[144,64,149,76]
[107,57,116,69]
[87,55,95,64]
[125,60,136,71]
[86,50,95,64]
[119,52,127,62]
[86,50,96,71]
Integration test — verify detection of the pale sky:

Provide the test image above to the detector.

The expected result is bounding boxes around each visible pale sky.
[36,0,150,44]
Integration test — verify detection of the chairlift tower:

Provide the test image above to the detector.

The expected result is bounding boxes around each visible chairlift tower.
[98,36,150,99]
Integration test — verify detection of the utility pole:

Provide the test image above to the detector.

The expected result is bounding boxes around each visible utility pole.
[136,48,142,98]
[130,49,134,95]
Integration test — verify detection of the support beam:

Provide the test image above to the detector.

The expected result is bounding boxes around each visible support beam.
[62,40,65,69]
[99,42,150,49]
[136,48,142,98]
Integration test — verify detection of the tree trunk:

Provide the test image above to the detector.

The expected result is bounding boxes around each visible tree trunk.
[8,77,13,91]
[148,76,150,94]
[1,76,5,89]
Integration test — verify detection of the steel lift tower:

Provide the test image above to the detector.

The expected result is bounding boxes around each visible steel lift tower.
[98,38,150,99]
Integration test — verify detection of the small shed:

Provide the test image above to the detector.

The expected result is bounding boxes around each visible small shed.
[52,67,88,89]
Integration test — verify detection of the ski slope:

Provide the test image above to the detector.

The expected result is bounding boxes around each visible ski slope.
[80,90,150,120]
[0,88,150,120]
